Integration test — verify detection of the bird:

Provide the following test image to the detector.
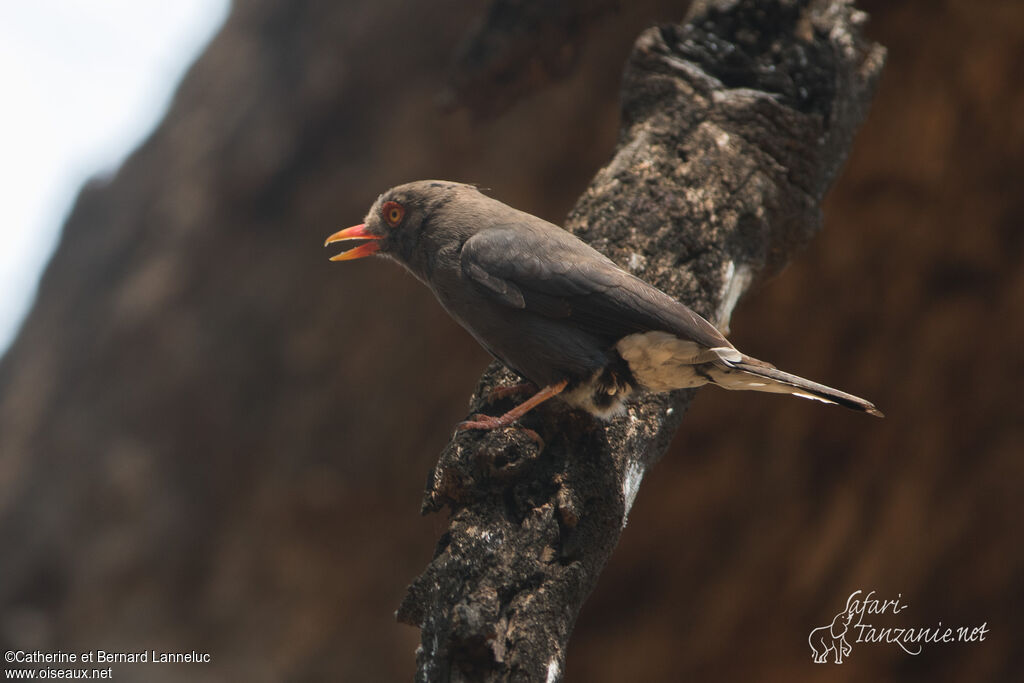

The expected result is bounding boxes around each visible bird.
[325,180,882,431]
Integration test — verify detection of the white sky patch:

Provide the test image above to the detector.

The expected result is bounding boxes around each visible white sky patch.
[0,0,229,355]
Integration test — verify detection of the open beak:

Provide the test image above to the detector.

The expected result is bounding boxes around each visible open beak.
[324,223,383,261]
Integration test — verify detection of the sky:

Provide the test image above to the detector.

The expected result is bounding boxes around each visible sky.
[0,0,230,355]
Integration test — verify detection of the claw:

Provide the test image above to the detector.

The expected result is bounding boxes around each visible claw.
[456,414,503,431]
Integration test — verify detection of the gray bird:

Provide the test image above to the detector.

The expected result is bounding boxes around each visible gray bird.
[325,180,882,430]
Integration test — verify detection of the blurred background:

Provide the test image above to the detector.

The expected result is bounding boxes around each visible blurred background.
[0,1,229,354]
[0,0,1020,681]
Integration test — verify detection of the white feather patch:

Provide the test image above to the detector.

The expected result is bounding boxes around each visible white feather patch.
[708,366,793,393]
[788,391,835,404]
[706,367,838,405]
[616,331,736,392]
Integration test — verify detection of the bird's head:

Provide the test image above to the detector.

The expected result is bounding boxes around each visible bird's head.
[324,180,481,274]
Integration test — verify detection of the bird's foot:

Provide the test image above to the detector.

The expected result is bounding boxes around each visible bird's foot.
[457,413,507,431]
[457,414,544,450]
[456,381,566,449]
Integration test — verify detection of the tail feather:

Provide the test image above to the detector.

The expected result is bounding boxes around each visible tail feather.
[710,355,884,417]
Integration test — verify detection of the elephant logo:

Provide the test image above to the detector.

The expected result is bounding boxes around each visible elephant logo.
[809,602,855,664]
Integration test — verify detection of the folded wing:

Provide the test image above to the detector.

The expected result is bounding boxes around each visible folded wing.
[460,226,733,352]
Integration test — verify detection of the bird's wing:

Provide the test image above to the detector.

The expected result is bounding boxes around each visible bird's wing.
[460,226,732,350]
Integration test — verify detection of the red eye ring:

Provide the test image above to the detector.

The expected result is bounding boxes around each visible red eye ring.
[382,201,404,226]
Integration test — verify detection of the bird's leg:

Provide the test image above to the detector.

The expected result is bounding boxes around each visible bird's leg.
[458,380,568,431]
[485,381,537,404]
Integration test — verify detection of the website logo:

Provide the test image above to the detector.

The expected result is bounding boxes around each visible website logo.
[809,590,988,664]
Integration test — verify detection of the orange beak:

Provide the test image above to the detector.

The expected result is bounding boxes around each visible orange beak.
[324,223,383,261]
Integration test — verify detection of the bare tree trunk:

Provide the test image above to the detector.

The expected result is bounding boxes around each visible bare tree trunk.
[396,1,884,680]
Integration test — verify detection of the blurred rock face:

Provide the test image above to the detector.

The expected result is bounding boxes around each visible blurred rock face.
[0,1,1019,682]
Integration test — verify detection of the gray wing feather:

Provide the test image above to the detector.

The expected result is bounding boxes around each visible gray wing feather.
[460,227,731,350]
[463,261,525,309]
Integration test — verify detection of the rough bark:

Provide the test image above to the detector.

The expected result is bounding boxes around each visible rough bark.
[396,1,884,680]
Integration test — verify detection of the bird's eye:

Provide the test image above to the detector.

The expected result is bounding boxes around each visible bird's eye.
[382,201,404,226]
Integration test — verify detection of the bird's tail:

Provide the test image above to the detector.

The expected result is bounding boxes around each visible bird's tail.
[709,355,884,417]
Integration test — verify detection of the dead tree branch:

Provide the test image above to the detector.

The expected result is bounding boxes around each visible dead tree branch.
[397,1,885,680]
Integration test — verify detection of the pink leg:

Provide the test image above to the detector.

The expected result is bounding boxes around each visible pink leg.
[458,380,568,431]
[486,382,537,403]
